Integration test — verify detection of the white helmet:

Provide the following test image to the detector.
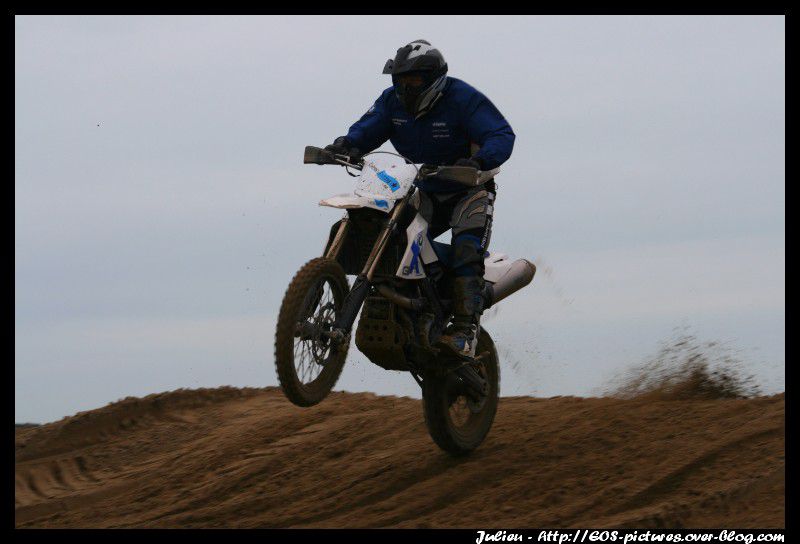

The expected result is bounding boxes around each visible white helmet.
[382,39,448,119]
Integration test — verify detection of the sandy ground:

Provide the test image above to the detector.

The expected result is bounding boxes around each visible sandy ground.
[15,387,784,528]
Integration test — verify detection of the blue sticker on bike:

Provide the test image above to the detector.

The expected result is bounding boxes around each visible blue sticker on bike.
[377,170,401,192]
[374,199,389,208]
[408,239,422,274]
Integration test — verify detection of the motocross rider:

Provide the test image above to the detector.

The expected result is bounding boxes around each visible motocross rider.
[325,39,515,357]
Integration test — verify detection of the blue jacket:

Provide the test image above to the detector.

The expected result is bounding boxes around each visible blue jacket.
[344,77,515,192]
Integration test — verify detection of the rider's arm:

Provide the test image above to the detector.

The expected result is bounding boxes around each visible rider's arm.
[464,91,515,170]
[343,89,393,154]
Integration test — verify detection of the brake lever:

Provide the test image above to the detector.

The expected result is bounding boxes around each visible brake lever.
[417,165,440,178]
[332,154,364,169]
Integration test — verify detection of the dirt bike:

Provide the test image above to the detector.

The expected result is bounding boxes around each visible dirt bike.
[274,146,536,455]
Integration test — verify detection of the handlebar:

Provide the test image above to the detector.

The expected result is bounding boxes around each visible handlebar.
[420,165,481,187]
[303,146,482,187]
[304,146,362,167]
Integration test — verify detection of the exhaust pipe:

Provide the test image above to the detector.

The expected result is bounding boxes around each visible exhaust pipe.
[378,259,535,312]
[376,284,425,311]
[484,259,536,309]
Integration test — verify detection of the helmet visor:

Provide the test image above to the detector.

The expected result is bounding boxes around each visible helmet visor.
[392,70,433,97]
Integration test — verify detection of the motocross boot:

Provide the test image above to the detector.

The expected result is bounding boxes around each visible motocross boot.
[437,275,484,358]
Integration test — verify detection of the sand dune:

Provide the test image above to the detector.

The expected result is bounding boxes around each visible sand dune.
[15,387,784,528]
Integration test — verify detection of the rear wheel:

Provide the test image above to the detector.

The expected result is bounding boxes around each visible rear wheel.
[274,258,350,407]
[422,329,500,455]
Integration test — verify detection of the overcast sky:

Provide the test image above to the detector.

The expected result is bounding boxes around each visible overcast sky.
[15,15,785,423]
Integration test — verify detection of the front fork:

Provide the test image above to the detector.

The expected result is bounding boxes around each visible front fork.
[324,214,350,261]
[326,191,413,343]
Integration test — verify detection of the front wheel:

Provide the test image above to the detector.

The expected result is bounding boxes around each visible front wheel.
[274,257,350,407]
[422,328,500,455]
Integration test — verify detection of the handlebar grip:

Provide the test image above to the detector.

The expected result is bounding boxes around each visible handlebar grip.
[304,146,335,165]
[429,166,482,186]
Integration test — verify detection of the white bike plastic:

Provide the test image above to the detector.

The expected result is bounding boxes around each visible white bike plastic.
[320,152,417,213]
[318,151,518,284]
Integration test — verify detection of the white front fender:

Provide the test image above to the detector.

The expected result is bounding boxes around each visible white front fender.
[319,193,396,213]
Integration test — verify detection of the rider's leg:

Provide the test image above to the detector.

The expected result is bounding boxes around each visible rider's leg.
[437,184,496,356]
[417,190,457,283]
